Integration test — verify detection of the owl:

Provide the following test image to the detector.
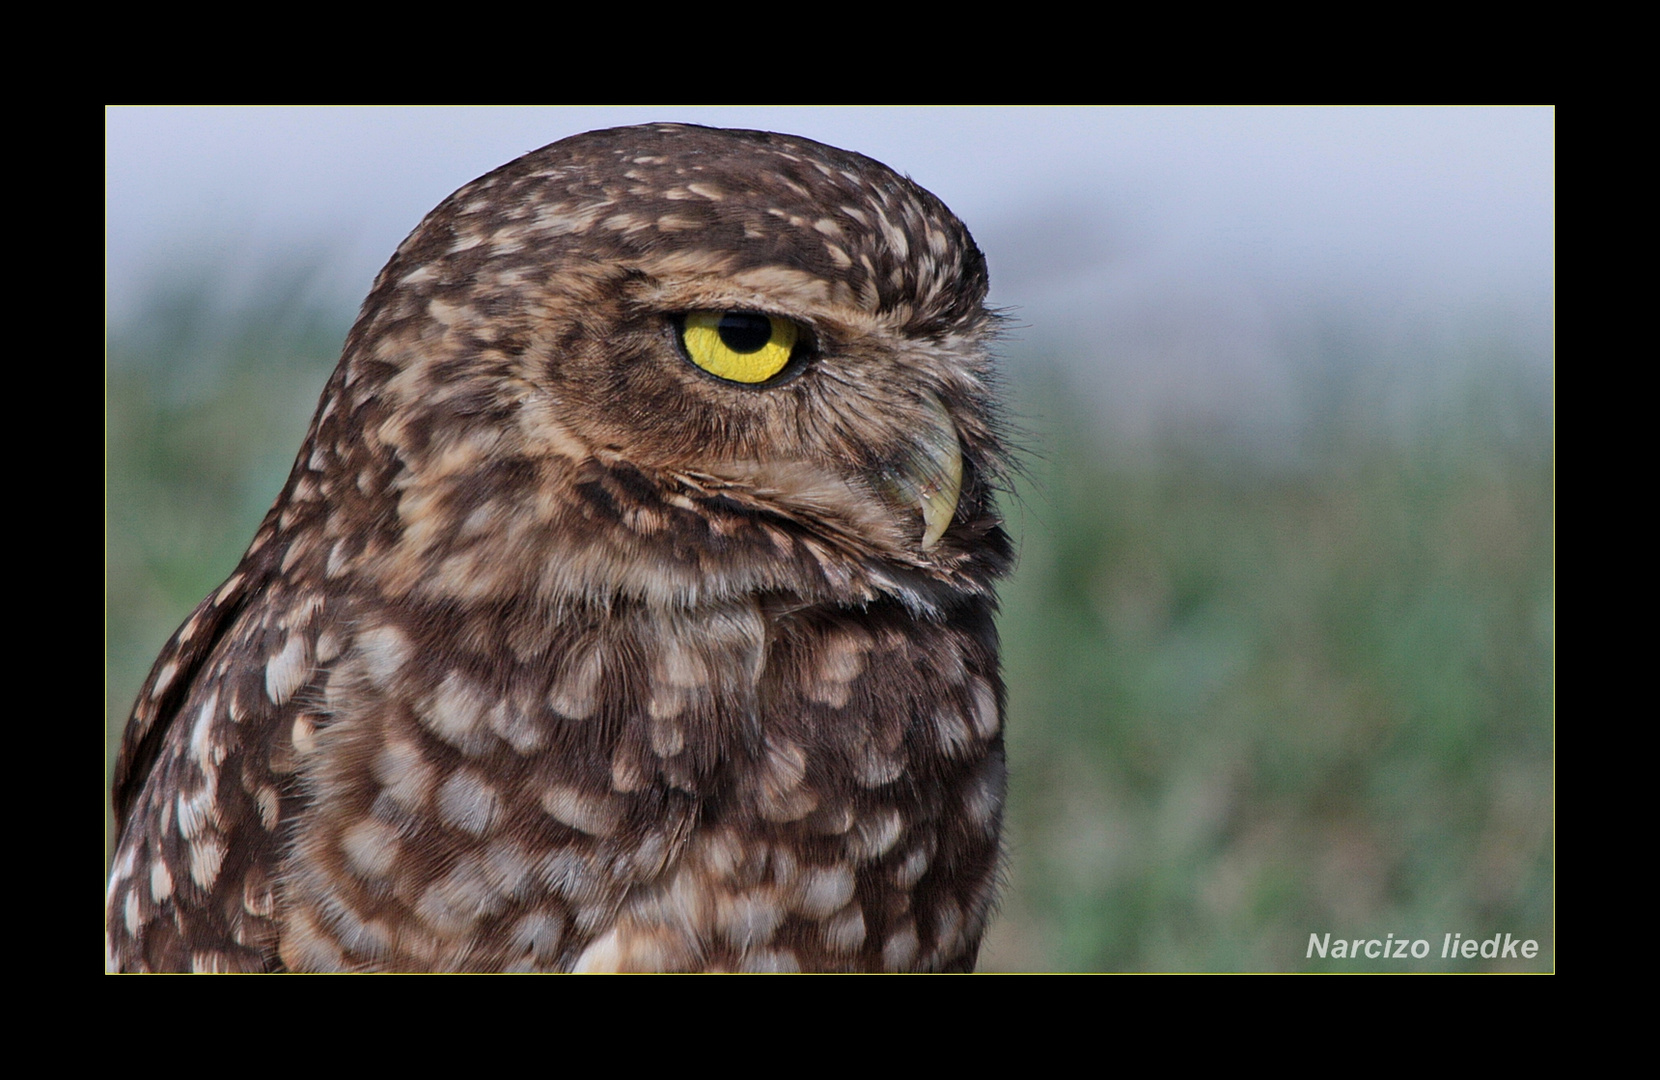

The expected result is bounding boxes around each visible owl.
[107,124,1012,972]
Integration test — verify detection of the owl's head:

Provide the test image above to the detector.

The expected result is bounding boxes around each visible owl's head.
[300,125,1010,613]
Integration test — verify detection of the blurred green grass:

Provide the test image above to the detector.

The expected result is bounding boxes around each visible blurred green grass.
[105,274,1553,972]
[985,356,1552,970]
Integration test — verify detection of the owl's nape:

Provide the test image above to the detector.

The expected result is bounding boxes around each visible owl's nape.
[107,124,1012,973]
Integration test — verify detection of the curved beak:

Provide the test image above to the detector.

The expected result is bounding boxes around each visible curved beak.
[879,391,963,551]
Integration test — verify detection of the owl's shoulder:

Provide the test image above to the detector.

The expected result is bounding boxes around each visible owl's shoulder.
[109,524,339,972]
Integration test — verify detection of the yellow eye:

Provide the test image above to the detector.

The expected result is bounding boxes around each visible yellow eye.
[680,311,800,384]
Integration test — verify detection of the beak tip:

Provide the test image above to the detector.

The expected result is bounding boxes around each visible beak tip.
[918,458,963,552]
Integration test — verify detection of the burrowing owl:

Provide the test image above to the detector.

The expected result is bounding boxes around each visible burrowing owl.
[107,124,1012,972]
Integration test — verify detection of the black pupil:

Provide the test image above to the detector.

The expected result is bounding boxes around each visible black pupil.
[717,313,773,354]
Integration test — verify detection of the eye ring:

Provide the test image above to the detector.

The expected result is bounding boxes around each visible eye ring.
[677,310,809,386]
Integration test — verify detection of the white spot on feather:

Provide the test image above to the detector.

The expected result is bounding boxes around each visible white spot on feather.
[357,624,411,688]
[419,671,491,753]
[416,857,504,935]
[110,844,138,884]
[892,847,930,889]
[970,677,1000,738]
[484,840,536,899]
[342,818,399,879]
[437,769,500,837]
[808,630,869,707]
[795,865,855,918]
[882,923,919,971]
[658,634,707,689]
[855,736,906,788]
[189,690,222,770]
[281,907,346,973]
[610,747,646,793]
[243,873,274,918]
[695,829,747,883]
[848,808,904,863]
[215,573,244,605]
[149,859,173,902]
[757,737,817,822]
[264,634,310,705]
[189,835,227,890]
[932,706,974,758]
[176,780,217,842]
[647,688,686,723]
[548,641,604,719]
[509,911,565,962]
[255,785,280,830]
[714,892,785,948]
[737,950,800,973]
[571,928,625,973]
[152,661,178,699]
[649,715,684,757]
[374,739,436,809]
[824,905,867,953]
[291,713,319,756]
[542,784,621,837]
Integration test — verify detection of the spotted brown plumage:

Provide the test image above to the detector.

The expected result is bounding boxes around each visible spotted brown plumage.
[107,124,1012,972]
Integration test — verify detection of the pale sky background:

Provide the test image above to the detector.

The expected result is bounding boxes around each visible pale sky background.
[106,106,1553,442]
